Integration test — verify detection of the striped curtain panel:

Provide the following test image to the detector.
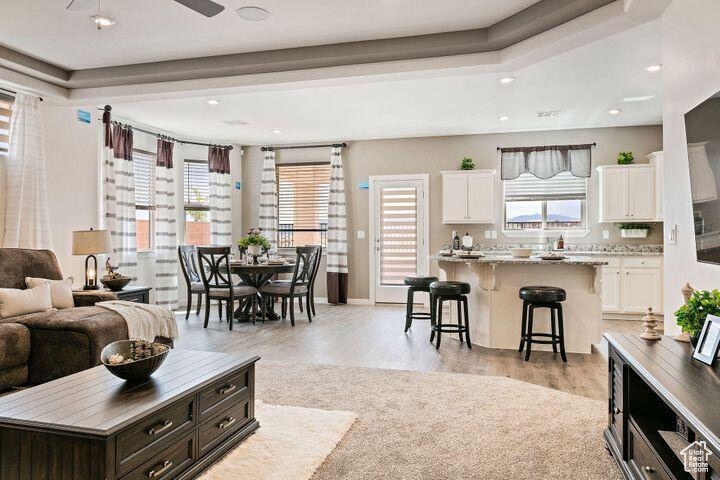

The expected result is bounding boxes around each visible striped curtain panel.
[326,146,348,304]
[208,146,232,246]
[258,150,278,249]
[3,92,53,249]
[154,138,178,309]
[103,116,138,281]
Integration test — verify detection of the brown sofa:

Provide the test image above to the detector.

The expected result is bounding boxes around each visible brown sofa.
[0,248,131,389]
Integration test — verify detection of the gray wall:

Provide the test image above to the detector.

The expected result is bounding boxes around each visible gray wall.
[243,125,663,300]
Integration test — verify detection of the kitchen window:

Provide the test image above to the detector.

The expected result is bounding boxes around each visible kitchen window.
[276,162,330,248]
[133,149,156,251]
[504,171,587,233]
[183,159,211,246]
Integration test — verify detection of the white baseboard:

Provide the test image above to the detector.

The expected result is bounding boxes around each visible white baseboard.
[313,297,374,306]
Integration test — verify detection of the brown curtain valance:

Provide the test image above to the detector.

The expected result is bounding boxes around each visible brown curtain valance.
[208,146,230,174]
[499,143,593,180]
[111,124,134,161]
[157,138,174,169]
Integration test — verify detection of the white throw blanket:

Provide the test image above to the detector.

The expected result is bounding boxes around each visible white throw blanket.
[97,300,179,342]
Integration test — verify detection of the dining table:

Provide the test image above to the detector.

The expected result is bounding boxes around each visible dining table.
[229,260,296,322]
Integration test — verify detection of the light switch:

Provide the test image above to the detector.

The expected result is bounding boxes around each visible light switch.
[357,230,366,239]
[490,230,497,239]
[669,224,677,245]
[484,230,491,239]
[603,230,609,240]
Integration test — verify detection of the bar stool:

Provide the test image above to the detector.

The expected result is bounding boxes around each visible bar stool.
[429,281,471,350]
[403,276,439,332]
[518,286,567,362]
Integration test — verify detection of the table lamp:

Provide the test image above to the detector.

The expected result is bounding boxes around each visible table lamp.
[72,229,113,290]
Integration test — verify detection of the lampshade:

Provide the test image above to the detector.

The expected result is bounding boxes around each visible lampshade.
[72,229,113,255]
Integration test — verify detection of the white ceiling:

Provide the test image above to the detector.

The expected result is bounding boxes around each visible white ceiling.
[0,0,541,69]
[110,20,663,145]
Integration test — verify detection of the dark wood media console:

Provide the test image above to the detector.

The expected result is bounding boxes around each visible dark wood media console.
[0,350,259,480]
[605,333,720,480]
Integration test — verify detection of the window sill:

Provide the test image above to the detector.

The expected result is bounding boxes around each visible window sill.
[502,229,590,239]
[137,250,157,259]
[277,247,327,256]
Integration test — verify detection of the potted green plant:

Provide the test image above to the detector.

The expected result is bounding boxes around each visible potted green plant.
[616,223,650,238]
[460,157,475,170]
[617,152,634,165]
[675,289,720,345]
[239,228,271,256]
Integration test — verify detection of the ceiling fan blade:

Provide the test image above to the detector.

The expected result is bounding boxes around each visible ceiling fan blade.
[174,0,225,17]
[66,0,96,11]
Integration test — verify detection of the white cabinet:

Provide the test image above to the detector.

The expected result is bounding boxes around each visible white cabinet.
[442,170,495,224]
[598,165,657,222]
[601,256,663,315]
[601,266,622,312]
[647,151,663,220]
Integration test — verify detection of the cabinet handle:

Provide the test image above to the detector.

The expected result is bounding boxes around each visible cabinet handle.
[218,416,237,429]
[147,460,173,478]
[643,465,655,476]
[147,419,173,435]
[218,384,237,395]
[613,407,621,415]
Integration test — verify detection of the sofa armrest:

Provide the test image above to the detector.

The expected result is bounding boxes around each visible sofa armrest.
[73,290,118,307]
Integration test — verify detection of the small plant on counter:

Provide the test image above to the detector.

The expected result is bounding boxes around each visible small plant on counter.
[675,289,720,343]
[460,157,475,170]
[617,151,634,165]
[615,223,650,238]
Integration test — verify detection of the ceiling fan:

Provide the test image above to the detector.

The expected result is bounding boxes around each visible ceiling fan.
[66,0,225,18]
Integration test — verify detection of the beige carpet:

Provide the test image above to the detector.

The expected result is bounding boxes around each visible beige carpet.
[255,361,621,480]
[200,401,356,480]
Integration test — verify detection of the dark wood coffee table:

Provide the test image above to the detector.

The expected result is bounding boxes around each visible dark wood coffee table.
[0,350,259,480]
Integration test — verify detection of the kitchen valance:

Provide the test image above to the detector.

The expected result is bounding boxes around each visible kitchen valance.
[499,144,593,180]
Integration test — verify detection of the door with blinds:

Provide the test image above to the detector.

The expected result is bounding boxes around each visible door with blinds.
[372,176,427,303]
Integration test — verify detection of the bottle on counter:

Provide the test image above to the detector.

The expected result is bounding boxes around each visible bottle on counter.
[556,235,564,250]
[452,231,461,251]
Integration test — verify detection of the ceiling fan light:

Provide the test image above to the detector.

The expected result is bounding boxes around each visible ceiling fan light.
[91,15,115,28]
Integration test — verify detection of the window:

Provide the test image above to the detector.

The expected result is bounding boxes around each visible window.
[133,149,156,251]
[276,163,331,247]
[504,171,586,231]
[184,160,211,246]
[0,94,12,157]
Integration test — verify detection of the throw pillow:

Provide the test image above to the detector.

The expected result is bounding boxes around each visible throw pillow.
[25,277,75,309]
[0,283,53,319]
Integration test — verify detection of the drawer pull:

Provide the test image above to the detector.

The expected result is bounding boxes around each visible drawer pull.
[613,407,621,415]
[218,416,237,429]
[147,460,173,478]
[147,419,173,435]
[643,465,654,475]
[218,384,237,395]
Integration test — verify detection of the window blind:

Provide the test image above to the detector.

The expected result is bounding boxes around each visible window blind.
[0,93,12,157]
[133,149,156,209]
[504,171,587,202]
[184,160,210,210]
[276,163,330,229]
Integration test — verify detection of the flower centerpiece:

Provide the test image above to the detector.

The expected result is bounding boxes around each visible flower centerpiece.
[675,289,720,346]
[239,228,271,258]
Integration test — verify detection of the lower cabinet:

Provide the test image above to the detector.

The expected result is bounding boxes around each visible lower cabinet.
[602,257,662,315]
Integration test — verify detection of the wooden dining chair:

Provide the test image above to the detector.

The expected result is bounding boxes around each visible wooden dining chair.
[178,246,205,320]
[197,246,259,330]
[260,246,321,326]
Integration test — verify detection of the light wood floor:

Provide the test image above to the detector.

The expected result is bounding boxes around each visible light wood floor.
[174,303,649,401]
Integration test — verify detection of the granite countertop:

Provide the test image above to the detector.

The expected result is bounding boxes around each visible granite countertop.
[439,243,663,257]
[476,250,662,258]
[431,253,608,266]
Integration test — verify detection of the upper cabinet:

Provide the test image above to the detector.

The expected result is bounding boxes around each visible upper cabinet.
[442,170,495,224]
[598,165,660,222]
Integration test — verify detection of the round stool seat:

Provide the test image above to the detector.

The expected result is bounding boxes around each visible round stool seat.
[429,280,470,296]
[404,276,439,288]
[519,286,566,303]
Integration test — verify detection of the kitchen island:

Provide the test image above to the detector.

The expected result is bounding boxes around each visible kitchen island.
[431,253,608,354]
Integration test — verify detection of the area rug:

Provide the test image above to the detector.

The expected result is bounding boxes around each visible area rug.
[200,401,357,479]
[255,361,622,480]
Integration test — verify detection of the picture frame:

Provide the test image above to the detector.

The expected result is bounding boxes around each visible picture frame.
[692,314,720,366]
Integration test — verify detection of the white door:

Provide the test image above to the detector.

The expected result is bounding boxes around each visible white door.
[627,167,656,220]
[621,267,662,313]
[601,267,622,312]
[601,168,629,221]
[372,177,428,303]
[467,172,495,222]
[442,173,468,223]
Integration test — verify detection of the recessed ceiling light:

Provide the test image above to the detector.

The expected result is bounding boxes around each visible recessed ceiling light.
[498,115,509,122]
[207,99,219,106]
[609,108,621,115]
[236,6,270,21]
[644,64,662,73]
[499,77,515,85]
[273,129,283,134]
[622,95,655,103]
[90,15,115,29]
[223,120,249,126]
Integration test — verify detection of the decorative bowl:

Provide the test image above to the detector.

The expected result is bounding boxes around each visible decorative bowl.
[101,276,131,291]
[510,248,534,258]
[101,340,170,381]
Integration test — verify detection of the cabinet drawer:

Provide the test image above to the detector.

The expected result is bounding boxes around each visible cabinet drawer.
[604,257,621,268]
[628,421,672,480]
[199,398,251,457]
[117,396,195,476]
[121,431,195,480]
[622,257,661,269]
[199,367,250,420]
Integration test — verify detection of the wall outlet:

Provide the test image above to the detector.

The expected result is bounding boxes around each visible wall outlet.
[357,230,366,239]
[490,230,497,239]
[603,230,609,240]
[484,230,491,239]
